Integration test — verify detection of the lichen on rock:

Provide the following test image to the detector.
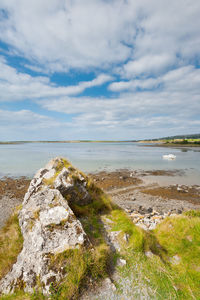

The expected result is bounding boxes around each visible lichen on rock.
[0,158,90,295]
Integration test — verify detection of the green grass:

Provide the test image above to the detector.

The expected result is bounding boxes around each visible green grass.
[0,210,23,281]
[105,209,200,299]
[109,209,145,251]
[184,210,200,218]
[49,245,110,300]
[154,215,200,298]
[0,291,45,300]
[0,291,31,300]
[102,210,178,299]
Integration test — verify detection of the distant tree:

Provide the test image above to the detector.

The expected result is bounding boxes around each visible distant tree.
[182,139,188,144]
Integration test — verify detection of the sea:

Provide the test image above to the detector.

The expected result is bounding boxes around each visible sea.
[0,142,200,185]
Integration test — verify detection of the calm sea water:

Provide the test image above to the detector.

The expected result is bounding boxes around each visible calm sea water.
[0,142,200,184]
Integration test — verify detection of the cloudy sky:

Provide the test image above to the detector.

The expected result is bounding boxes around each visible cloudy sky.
[0,0,200,140]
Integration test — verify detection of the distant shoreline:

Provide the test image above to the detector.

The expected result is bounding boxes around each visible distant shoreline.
[0,140,135,145]
[1,140,200,147]
[141,143,200,148]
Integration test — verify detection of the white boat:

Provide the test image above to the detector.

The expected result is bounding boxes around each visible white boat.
[162,154,176,160]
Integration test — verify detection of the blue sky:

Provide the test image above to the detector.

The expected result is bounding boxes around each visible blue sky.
[0,0,200,141]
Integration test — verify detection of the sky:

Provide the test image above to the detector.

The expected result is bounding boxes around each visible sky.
[0,0,200,141]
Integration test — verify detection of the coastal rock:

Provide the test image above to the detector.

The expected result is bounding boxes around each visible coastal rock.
[117,258,127,266]
[145,251,154,258]
[129,208,176,231]
[169,255,181,265]
[0,158,89,295]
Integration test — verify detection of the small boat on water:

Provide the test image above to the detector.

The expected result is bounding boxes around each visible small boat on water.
[162,154,176,160]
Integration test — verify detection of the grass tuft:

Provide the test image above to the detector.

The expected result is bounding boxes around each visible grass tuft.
[110,209,144,251]
[184,210,200,218]
[152,214,200,298]
[49,245,110,300]
[0,211,23,281]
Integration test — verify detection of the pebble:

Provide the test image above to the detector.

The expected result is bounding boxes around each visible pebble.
[170,255,181,265]
[145,251,154,258]
[117,258,127,266]
[186,235,192,242]
[123,233,129,243]
[128,208,178,231]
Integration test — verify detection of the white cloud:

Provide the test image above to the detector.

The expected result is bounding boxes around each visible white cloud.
[0,0,200,73]
[0,109,63,129]
[23,64,46,74]
[121,54,175,78]
[0,109,76,140]
[109,65,200,93]
[109,78,160,92]
[0,56,113,101]
[0,0,136,71]
[34,63,200,138]
[39,91,200,138]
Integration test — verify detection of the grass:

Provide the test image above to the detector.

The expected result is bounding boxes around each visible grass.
[109,209,145,251]
[101,208,200,299]
[0,210,23,281]
[49,245,110,300]
[0,291,45,300]
[184,210,200,218]
[49,249,88,299]
[154,214,200,298]
[102,210,177,298]
[112,212,200,299]
[0,291,31,300]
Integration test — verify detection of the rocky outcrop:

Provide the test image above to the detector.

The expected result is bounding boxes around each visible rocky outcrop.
[0,158,90,295]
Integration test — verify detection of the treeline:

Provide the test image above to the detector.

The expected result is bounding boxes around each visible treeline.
[167,139,200,145]
[148,133,200,141]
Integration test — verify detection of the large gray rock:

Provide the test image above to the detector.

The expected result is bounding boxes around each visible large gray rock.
[0,158,90,295]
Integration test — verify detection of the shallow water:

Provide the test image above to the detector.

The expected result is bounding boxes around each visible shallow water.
[0,142,200,184]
